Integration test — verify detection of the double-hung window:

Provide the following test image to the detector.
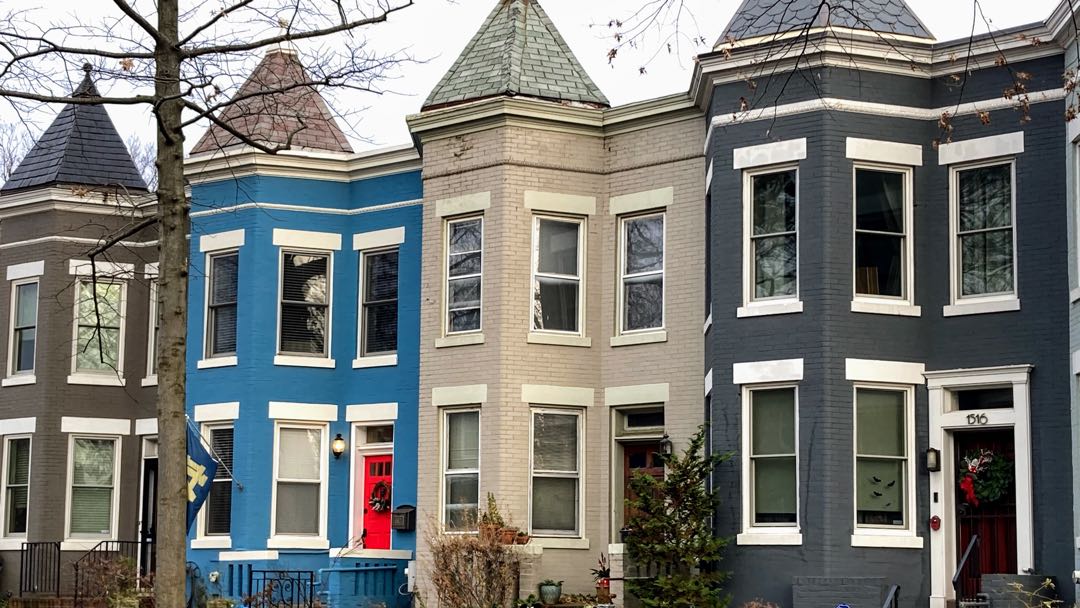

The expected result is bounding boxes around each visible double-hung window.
[9,280,37,375]
[854,167,912,301]
[74,281,124,374]
[146,278,158,378]
[747,387,797,527]
[954,162,1015,299]
[530,410,581,536]
[442,410,479,530]
[360,250,398,356]
[272,425,325,537]
[279,252,330,357]
[619,213,664,333]
[205,425,233,536]
[854,387,911,530]
[745,168,798,306]
[68,436,118,538]
[446,217,482,334]
[3,436,29,536]
[207,253,238,358]
[532,216,584,333]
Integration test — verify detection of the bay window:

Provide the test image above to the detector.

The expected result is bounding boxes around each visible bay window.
[68,437,117,537]
[273,425,324,537]
[207,252,238,358]
[748,387,797,526]
[10,280,37,375]
[855,387,910,529]
[442,409,479,530]
[3,436,29,536]
[279,252,330,356]
[74,281,124,373]
[619,213,664,333]
[955,162,1015,298]
[532,216,583,333]
[855,168,911,300]
[446,217,482,334]
[530,410,581,536]
[748,169,798,301]
[360,249,398,356]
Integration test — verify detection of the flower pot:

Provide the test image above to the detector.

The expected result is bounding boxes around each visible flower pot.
[596,583,611,603]
[538,583,562,605]
[515,533,531,545]
[499,527,519,544]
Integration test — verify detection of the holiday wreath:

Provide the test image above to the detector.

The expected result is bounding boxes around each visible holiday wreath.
[958,448,1013,507]
[369,480,392,512]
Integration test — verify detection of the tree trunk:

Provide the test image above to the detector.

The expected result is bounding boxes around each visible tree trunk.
[154,1,189,605]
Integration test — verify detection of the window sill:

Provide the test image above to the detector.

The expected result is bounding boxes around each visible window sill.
[191,537,232,549]
[67,373,124,387]
[267,536,330,550]
[435,333,484,348]
[197,356,237,369]
[273,355,335,369]
[850,533,923,549]
[527,333,592,348]
[942,297,1020,317]
[1,374,35,387]
[610,330,667,347]
[352,354,397,369]
[737,300,803,318]
[329,547,413,560]
[530,536,590,550]
[736,531,802,546]
[851,300,922,317]
[62,539,111,552]
[0,538,25,551]
[1070,287,1080,303]
[141,376,157,387]
[510,543,544,556]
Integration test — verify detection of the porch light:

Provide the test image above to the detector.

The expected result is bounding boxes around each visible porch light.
[658,434,674,461]
[925,447,941,472]
[332,433,347,459]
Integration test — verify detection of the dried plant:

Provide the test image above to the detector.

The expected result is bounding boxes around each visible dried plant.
[424,519,521,608]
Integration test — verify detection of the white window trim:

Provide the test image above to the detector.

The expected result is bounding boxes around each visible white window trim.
[524,191,596,215]
[530,214,587,337]
[850,384,921,547]
[436,192,490,218]
[202,250,239,367]
[6,261,44,282]
[846,138,923,167]
[945,159,1020,316]
[443,216,484,338]
[194,402,240,422]
[432,384,487,407]
[616,211,666,338]
[69,278,127,383]
[200,229,246,253]
[275,248,334,364]
[739,165,801,317]
[604,383,669,407]
[144,277,158,386]
[733,138,808,170]
[268,421,329,549]
[528,407,585,538]
[0,435,30,538]
[64,434,121,541]
[268,402,338,422]
[6,277,39,383]
[851,163,920,315]
[608,187,673,216]
[521,384,594,408]
[441,407,481,532]
[68,260,134,279]
[356,245,399,364]
[345,403,398,423]
[195,423,233,547]
[937,132,1024,166]
[737,384,801,545]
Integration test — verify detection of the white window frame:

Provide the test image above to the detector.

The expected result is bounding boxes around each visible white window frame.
[356,247,399,366]
[69,278,127,385]
[528,407,584,538]
[1074,145,1080,303]
[7,278,38,380]
[946,159,1020,315]
[204,250,239,362]
[738,384,801,545]
[194,423,233,547]
[144,275,158,385]
[443,216,484,337]
[851,164,919,315]
[617,211,666,336]
[64,434,121,541]
[268,422,329,549]
[1,435,30,538]
[530,214,586,336]
[275,249,334,367]
[739,165,802,318]
[851,384,918,542]
[440,408,480,532]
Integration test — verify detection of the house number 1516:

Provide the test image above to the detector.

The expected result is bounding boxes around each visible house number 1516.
[966,413,989,426]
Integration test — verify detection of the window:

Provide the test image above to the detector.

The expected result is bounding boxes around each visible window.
[446,217,482,334]
[10,281,37,375]
[279,252,330,356]
[530,410,581,535]
[205,426,233,536]
[619,213,664,333]
[207,252,238,358]
[954,163,1015,298]
[68,437,117,537]
[532,216,583,333]
[3,436,29,536]
[74,281,123,373]
[442,410,479,530]
[147,279,158,377]
[360,249,398,356]
[273,425,324,536]
[748,387,797,526]
[364,425,394,445]
[855,168,911,299]
[854,388,910,529]
[748,169,798,301]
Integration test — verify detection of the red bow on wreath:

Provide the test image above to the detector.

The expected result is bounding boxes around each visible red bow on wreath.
[959,475,979,507]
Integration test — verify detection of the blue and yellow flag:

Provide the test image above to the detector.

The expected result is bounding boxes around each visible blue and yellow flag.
[186,424,219,533]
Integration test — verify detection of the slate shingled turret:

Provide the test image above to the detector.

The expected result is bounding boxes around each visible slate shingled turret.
[719,0,934,43]
[423,0,608,110]
[2,64,147,193]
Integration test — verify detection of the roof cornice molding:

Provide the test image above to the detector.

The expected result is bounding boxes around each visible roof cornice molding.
[184,144,421,185]
[0,187,155,214]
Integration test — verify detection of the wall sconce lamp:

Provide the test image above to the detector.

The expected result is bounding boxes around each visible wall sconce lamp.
[332,433,347,459]
[657,434,674,463]
[925,447,941,472]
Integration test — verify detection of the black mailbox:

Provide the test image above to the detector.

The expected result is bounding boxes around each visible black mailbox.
[391,505,416,531]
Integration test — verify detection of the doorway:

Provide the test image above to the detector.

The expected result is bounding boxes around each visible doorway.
[954,429,1017,599]
[622,442,665,524]
[359,454,393,550]
[139,440,158,577]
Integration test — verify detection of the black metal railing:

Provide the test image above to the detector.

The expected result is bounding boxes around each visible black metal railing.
[246,570,316,608]
[882,584,900,608]
[19,541,61,597]
[73,540,152,606]
[953,533,981,599]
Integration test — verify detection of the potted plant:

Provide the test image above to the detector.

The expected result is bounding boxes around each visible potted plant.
[515,530,531,545]
[591,553,611,603]
[500,525,520,544]
[479,493,505,541]
[538,579,563,605]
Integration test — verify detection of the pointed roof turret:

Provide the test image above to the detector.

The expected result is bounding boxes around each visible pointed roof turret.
[190,48,353,155]
[719,0,933,44]
[2,64,148,193]
[423,0,608,111]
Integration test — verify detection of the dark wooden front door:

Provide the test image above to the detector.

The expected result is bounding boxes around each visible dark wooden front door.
[623,443,665,523]
[139,457,158,577]
[955,429,1016,599]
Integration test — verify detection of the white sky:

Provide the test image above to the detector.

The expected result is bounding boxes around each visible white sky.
[0,0,1060,153]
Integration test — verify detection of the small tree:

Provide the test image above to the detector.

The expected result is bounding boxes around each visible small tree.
[625,427,731,608]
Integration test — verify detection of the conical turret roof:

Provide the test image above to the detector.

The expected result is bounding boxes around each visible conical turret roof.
[719,0,933,44]
[190,48,353,155]
[2,65,148,193]
[423,0,608,110]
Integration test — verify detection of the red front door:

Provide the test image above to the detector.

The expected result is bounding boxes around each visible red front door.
[359,454,393,550]
[955,429,1017,599]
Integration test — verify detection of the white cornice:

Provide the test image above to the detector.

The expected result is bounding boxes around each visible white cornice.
[184,143,421,185]
[0,188,155,220]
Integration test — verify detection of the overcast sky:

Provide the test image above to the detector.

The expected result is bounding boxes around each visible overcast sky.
[0,0,1060,153]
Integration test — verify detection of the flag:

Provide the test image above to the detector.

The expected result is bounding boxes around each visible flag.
[186,424,219,533]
